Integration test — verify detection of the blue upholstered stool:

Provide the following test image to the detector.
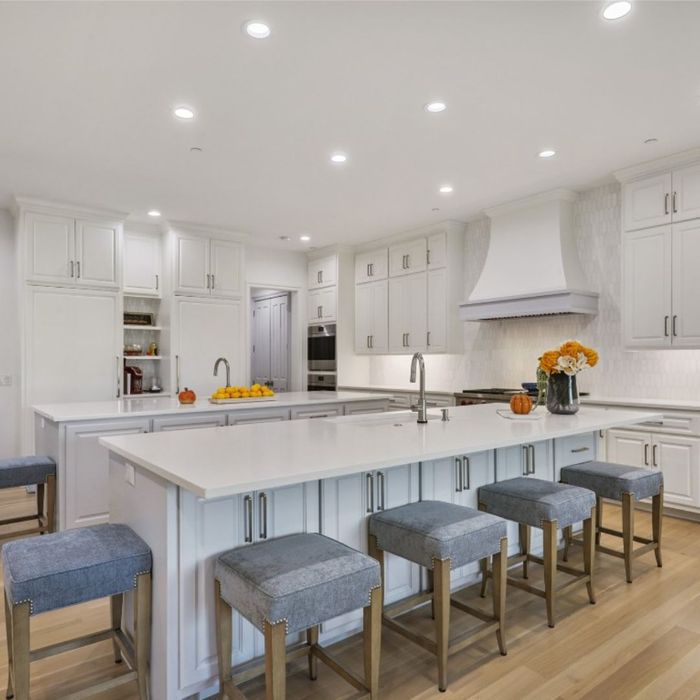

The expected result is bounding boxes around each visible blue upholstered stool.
[368,501,508,692]
[0,457,56,541]
[560,461,664,582]
[214,532,382,700]
[2,524,152,700]
[478,477,597,628]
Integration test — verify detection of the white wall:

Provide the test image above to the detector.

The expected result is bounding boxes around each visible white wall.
[366,183,700,399]
[0,209,19,457]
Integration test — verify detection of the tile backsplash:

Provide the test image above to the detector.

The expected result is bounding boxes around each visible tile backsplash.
[367,183,700,398]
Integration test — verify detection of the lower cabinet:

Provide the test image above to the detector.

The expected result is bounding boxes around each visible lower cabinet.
[291,404,343,420]
[319,463,420,642]
[343,400,389,416]
[152,414,226,431]
[227,408,291,425]
[65,419,150,529]
[178,481,319,690]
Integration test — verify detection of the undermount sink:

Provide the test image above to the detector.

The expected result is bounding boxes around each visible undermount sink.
[325,411,442,427]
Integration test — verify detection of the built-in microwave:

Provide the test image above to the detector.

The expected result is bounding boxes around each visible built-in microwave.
[307,324,336,372]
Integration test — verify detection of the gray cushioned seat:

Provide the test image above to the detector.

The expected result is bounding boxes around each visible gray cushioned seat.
[0,456,55,489]
[560,460,663,501]
[368,500,507,570]
[2,524,152,615]
[215,533,380,635]
[479,477,596,529]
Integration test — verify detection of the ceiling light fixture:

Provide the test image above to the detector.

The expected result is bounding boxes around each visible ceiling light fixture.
[439,185,453,194]
[538,149,556,158]
[602,1,632,20]
[174,106,195,120]
[330,153,347,164]
[425,101,447,113]
[190,146,203,152]
[300,235,311,242]
[644,137,658,144]
[244,20,271,39]
[279,235,290,241]
[147,210,161,217]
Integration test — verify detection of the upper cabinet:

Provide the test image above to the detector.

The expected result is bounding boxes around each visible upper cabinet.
[427,232,447,270]
[672,163,700,223]
[25,211,120,289]
[308,255,337,289]
[307,254,338,324]
[389,238,427,277]
[123,231,161,297]
[308,287,337,324]
[174,232,244,298]
[355,249,388,284]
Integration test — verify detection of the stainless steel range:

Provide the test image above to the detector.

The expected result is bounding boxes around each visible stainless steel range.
[453,388,537,406]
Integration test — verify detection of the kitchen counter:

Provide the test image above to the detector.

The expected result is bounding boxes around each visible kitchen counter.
[33,390,389,422]
[582,396,700,412]
[338,383,455,396]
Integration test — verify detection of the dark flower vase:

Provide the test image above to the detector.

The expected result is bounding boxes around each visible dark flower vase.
[546,373,579,415]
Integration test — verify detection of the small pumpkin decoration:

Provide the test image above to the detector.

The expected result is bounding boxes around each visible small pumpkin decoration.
[510,393,533,415]
[178,387,197,404]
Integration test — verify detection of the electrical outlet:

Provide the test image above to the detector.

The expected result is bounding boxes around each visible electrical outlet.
[0,375,12,387]
[125,463,135,487]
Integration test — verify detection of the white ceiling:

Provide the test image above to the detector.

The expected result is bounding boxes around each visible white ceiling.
[1,1,700,248]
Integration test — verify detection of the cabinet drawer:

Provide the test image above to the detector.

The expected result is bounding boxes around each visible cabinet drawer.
[639,413,700,435]
[388,394,413,410]
[291,405,343,420]
[554,432,596,469]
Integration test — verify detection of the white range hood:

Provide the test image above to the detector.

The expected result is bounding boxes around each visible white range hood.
[459,188,598,321]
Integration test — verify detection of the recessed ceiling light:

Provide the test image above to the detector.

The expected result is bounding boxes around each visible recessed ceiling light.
[330,153,347,164]
[300,235,311,242]
[425,101,447,113]
[602,1,632,20]
[432,208,440,212]
[244,20,271,39]
[644,138,658,144]
[439,185,453,194]
[174,106,195,120]
[147,210,161,218]
[190,146,203,152]
[538,149,556,158]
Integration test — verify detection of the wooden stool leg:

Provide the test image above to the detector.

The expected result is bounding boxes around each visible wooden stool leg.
[433,558,451,692]
[595,496,602,546]
[653,486,663,567]
[46,475,56,533]
[9,602,29,700]
[583,508,596,604]
[36,482,45,531]
[368,535,385,607]
[622,493,635,583]
[134,573,152,700]
[562,526,572,562]
[519,524,530,578]
[215,579,233,695]
[4,594,14,700]
[479,556,489,598]
[306,626,318,680]
[363,586,382,699]
[110,593,123,663]
[492,537,508,656]
[264,621,287,700]
[543,520,557,628]
[427,568,435,619]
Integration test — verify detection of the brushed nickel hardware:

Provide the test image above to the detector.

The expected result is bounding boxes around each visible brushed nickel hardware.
[673,315,678,336]
[206,273,211,289]
[213,357,231,388]
[175,354,180,393]
[455,457,463,492]
[522,445,529,476]
[369,335,373,349]
[644,443,649,466]
[664,315,669,336]
[463,456,471,490]
[652,444,658,467]
[211,274,215,289]
[599,430,604,438]
[571,447,590,453]
[672,191,678,213]
[664,193,669,215]
[244,495,253,542]
[367,263,371,277]
[528,445,536,474]
[427,331,431,347]
[377,471,385,510]
[76,261,80,278]
[427,249,431,265]
[155,274,159,290]
[366,473,374,513]
[70,260,74,278]
[116,356,121,398]
[645,420,664,426]
[410,352,427,423]
[406,254,410,268]
[367,335,370,349]
[441,408,450,422]
[259,492,268,539]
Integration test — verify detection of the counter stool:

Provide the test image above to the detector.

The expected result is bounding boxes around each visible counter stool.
[478,477,596,628]
[214,533,382,700]
[2,523,152,700]
[0,457,56,542]
[368,501,508,692]
[560,461,663,583]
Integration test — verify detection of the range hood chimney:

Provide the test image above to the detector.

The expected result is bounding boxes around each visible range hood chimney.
[459,188,598,321]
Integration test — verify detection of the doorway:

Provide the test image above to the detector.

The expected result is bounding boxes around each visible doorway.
[251,289,291,392]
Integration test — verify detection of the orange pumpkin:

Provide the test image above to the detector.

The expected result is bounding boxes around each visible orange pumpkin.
[178,387,197,404]
[510,393,532,415]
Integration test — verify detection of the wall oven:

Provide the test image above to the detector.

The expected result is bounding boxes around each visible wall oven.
[308,324,336,372]
[307,372,337,392]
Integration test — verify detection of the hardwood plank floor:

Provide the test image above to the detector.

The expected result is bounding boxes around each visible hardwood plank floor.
[0,487,698,699]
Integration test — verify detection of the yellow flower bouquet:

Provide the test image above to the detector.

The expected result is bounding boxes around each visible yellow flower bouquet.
[538,340,598,414]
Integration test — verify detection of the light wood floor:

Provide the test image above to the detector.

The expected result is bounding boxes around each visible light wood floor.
[1,488,699,699]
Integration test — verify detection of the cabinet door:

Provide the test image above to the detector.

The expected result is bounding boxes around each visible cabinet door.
[389,238,427,277]
[369,280,388,352]
[176,235,210,295]
[75,219,119,288]
[605,429,650,468]
[307,289,322,323]
[318,287,337,322]
[672,221,700,347]
[355,249,388,283]
[123,232,161,296]
[25,212,74,284]
[427,269,447,352]
[672,163,700,223]
[406,273,427,352]
[652,434,700,507]
[427,232,447,270]
[210,239,243,298]
[388,276,409,352]
[388,273,426,352]
[65,419,149,529]
[355,283,373,353]
[152,414,226,431]
[623,173,672,231]
[623,227,672,348]
[308,255,337,289]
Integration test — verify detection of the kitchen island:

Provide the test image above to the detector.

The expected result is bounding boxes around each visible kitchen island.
[100,402,661,699]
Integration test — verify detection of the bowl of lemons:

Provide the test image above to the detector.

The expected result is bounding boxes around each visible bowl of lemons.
[210,384,276,403]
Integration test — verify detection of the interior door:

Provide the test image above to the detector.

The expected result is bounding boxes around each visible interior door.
[269,294,289,391]
[252,298,272,386]
[75,219,119,288]
[672,221,700,346]
[25,212,74,284]
[210,239,243,298]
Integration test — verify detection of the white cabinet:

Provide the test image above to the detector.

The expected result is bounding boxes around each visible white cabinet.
[388,273,427,352]
[308,255,337,289]
[671,220,700,346]
[427,269,447,352]
[152,414,226,431]
[355,280,388,353]
[307,287,336,323]
[623,173,673,231]
[671,163,700,223]
[553,432,597,481]
[389,238,427,277]
[355,249,388,284]
[25,212,120,289]
[227,408,290,425]
[290,404,343,420]
[65,419,149,529]
[427,232,447,270]
[343,400,389,415]
[496,441,553,482]
[174,297,244,396]
[174,233,243,298]
[123,231,161,296]
[606,428,649,468]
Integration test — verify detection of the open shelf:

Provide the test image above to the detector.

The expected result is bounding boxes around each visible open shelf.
[124,392,171,399]
[124,355,164,361]
[124,325,162,331]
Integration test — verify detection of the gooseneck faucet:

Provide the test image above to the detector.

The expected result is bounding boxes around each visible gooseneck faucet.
[410,352,428,424]
[213,357,231,388]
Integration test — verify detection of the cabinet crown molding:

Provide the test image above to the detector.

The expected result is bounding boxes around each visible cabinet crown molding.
[614,146,700,183]
[12,196,128,222]
[353,219,465,254]
[167,220,248,242]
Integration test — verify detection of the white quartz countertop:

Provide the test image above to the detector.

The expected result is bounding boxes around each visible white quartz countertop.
[582,396,700,412]
[338,384,454,396]
[100,403,660,500]
[33,391,390,423]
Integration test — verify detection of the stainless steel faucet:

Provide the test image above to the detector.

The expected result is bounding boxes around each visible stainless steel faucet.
[213,357,231,387]
[410,352,428,424]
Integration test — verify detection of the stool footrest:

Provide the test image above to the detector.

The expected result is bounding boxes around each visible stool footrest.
[448,622,500,657]
[60,671,138,700]
[31,628,114,662]
[231,641,309,686]
[384,590,433,619]
[598,525,654,545]
[310,645,368,693]
[449,598,498,624]
[571,538,658,559]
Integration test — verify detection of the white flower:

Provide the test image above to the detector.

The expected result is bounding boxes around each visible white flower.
[575,352,591,373]
[556,355,577,376]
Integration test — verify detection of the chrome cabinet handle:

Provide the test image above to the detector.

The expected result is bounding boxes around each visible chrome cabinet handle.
[405,332,409,347]
[70,260,74,278]
[155,274,159,291]
[463,456,471,490]
[366,473,374,513]
[175,354,180,394]
[664,315,669,337]
[427,249,431,265]
[673,315,678,337]
[370,263,374,276]
[211,274,215,290]
[599,429,605,438]
[644,443,649,466]
[522,445,529,476]
[427,331,431,347]
[529,445,536,474]
[652,444,658,468]
[76,261,80,278]
[116,356,121,398]
[206,273,210,289]
[369,335,373,349]
[367,263,371,277]
[406,253,410,269]
[673,191,678,214]
[259,492,268,539]
[665,193,670,215]
[244,495,253,542]
[367,335,370,349]
[377,471,385,510]
[455,457,463,492]
[571,446,590,453]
